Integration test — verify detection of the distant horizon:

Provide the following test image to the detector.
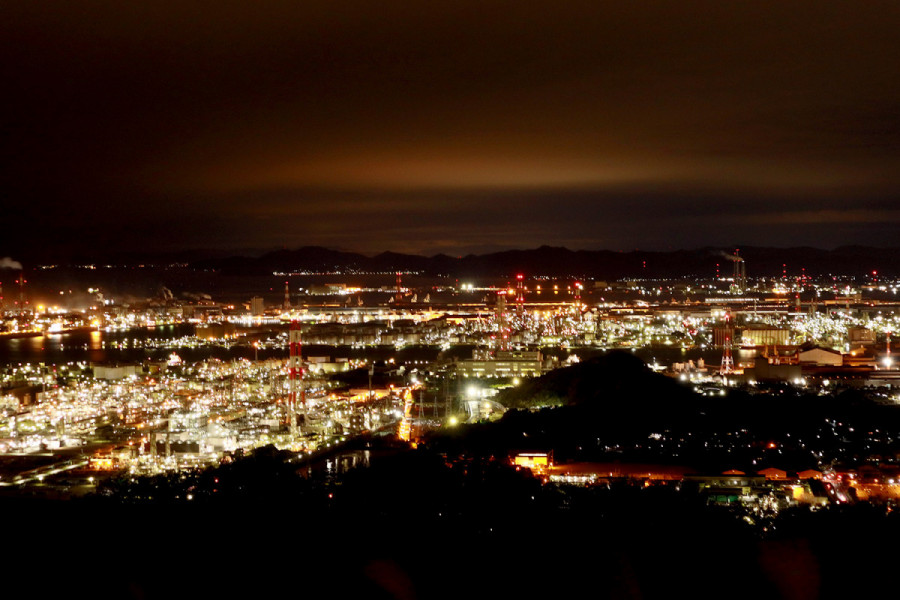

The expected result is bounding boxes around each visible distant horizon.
[8,241,900,267]
[6,244,900,286]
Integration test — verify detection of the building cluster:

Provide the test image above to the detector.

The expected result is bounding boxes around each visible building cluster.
[0,354,411,488]
[2,267,900,494]
[530,455,900,517]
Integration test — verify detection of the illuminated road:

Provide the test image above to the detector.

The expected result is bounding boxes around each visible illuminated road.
[0,457,89,486]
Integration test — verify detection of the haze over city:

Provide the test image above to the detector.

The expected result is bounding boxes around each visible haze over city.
[5,4,900,598]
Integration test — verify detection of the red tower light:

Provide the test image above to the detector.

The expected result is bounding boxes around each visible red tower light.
[288,319,303,435]
[515,274,525,318]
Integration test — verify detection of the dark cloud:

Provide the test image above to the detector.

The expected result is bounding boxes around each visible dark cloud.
[3,1,900,259]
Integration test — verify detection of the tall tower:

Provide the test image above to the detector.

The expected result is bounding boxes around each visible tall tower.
[730,249,746,294]
[515,274,524,318]
[288,318,303,437]
[720,309,734,375]
[574,281,584,322]
[886,330,893,369]
[283,281,291,311]
[496,291,508,351]
[395,272,403,303]
[15,271,26,313]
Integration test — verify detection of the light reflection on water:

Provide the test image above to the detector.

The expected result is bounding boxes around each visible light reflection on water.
[0,325,756,369]
[90,330,102,351]
[0,326,442,366]
[0,325,197,365]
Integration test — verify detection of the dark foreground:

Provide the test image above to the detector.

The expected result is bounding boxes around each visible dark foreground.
[5,445,899,600]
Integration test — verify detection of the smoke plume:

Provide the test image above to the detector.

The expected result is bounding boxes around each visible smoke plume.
[0,257,23,270]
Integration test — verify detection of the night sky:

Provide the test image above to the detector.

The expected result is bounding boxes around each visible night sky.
[4,2,900,260]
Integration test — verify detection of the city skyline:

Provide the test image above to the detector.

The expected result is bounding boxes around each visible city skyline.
[5,2,900,259]
[5,6,900,589]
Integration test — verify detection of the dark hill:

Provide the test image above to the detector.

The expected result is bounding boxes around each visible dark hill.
[498,351,693,410]
[430,352,706,462]
[189,245,900,278]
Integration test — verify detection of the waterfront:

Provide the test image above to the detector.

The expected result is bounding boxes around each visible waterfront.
[0,324,755,369]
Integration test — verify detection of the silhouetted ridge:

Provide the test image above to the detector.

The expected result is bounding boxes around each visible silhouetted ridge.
[189,245,900,278]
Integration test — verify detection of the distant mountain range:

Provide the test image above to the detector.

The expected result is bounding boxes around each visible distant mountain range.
[187,245,900,279]
[22,246,899,279]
